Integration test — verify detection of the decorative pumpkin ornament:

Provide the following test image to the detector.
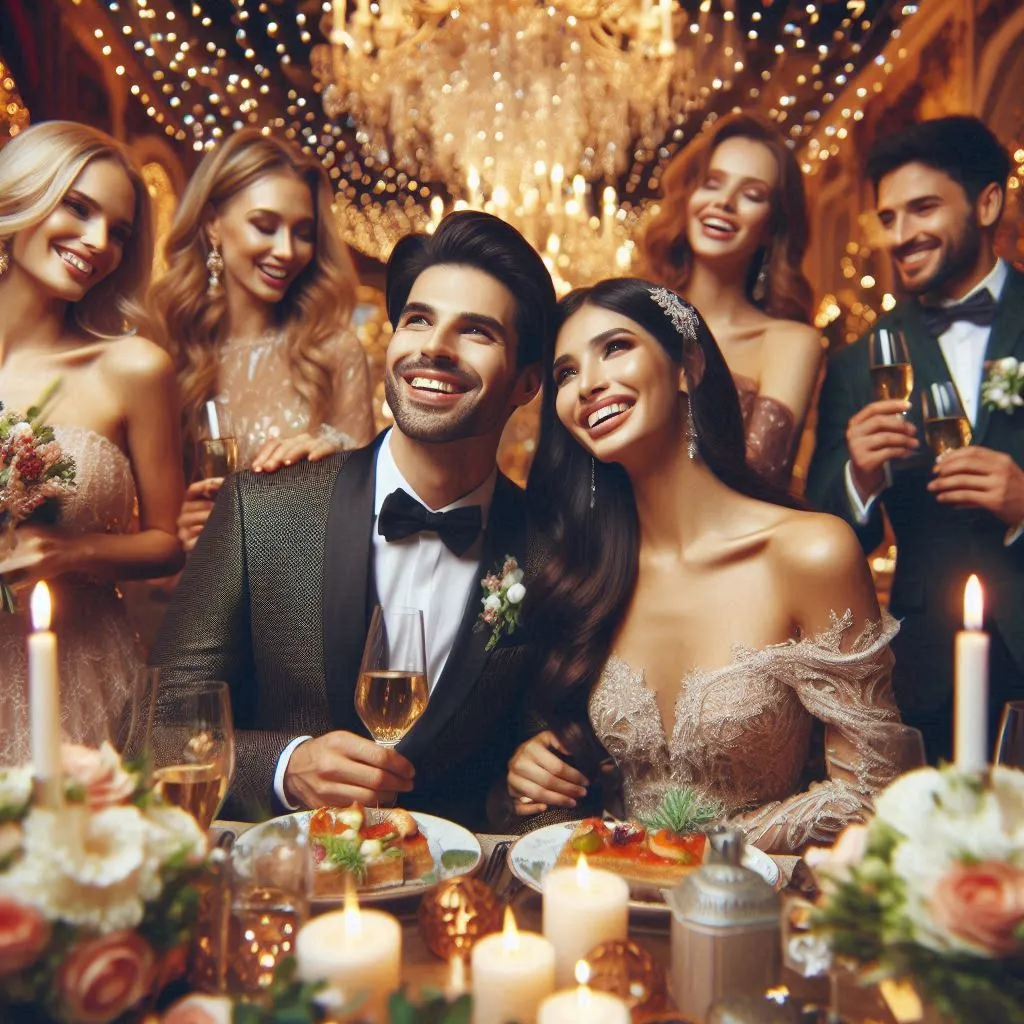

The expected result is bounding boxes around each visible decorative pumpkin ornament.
[586,939,668,1018]
[418,877,502,961]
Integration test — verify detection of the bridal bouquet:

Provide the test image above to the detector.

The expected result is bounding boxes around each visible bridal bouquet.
[0,387,78,612]
[0,743,208,1024]
[811,765,1024,1023]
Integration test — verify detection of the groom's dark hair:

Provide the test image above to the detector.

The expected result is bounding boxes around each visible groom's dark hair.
[384,210,556,369]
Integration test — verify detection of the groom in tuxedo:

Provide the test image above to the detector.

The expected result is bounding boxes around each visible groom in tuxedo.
[151,211,555,827]
[807,116,1024,762]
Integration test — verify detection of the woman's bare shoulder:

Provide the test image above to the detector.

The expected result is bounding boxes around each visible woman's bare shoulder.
[99,334,175,386]
[770,509,865,579]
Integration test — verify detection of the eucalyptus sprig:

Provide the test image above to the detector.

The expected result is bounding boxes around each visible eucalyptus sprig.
[639,786,723,836]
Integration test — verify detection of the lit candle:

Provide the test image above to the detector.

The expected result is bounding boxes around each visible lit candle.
[955,574,989,771]
[537,960,631,1024]
[542,854,629,987]
[471,906,556,1024]
[658,0,675,53]
[28,582,62,808]
[295,889,401,1022]
[446,953,467,1000]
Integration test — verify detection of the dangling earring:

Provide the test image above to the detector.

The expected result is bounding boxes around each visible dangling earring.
[752,244,771,304]
[590,456,596,509]
[0,239,10,278]
[206,244,224,296]
[686,398,699,461]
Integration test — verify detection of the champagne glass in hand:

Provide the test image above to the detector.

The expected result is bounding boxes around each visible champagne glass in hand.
[922,381,972,458]
[869,327,914,402]
[196,399,238,480]
[995,701,1024,769]
[355,606,428,748]
[152,680,235,830]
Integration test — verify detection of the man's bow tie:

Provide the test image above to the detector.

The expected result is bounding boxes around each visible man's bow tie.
[378,488,483,556]
[921,289,997,337]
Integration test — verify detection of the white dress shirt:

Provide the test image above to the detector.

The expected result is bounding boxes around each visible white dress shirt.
[844,259,1011,530]
[273,431,496,808]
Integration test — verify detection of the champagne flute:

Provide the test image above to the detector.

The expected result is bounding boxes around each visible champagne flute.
[869,327,914,402]
[922,381,972,459]
[196,399,238,480]
[994,700,1024,769]
[355,606,429,747]
[152,680,235,830]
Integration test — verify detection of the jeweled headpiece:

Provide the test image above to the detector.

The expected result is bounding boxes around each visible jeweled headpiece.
[648,286,699,345]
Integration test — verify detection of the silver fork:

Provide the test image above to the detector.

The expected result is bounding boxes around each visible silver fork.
[480,840,513,888]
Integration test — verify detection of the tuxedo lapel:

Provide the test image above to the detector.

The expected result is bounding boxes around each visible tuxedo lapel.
[974,270,1024,445]
[398,474,527,761]
[321,438,381,731]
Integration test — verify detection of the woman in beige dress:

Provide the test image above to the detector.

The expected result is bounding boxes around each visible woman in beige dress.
[508,279,900,854]
[641,114,822,487]
[148,129,374,552]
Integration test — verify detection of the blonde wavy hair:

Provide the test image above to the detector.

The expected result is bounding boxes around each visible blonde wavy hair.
[0,121,153,338]
[147,128,357,444]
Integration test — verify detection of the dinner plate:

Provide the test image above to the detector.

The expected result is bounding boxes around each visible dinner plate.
[235,810,482,905]
[507,821,781,914]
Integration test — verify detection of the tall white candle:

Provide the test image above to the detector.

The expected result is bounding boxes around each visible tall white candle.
[296,892,401,1023]
[471,906,556,1024]
[537,960,631,1024]
[955,574,989,771]
[659,0,674,52]
[543,854,629,986]
[28,582,62,808]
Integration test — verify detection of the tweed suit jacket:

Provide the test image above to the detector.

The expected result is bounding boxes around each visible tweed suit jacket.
[150,438,538,829]
[806,268,1024,717]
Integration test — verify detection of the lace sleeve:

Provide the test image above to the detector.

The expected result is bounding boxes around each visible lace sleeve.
[324,331,375,449]
[731,611,901,854]
[745,394,798,487]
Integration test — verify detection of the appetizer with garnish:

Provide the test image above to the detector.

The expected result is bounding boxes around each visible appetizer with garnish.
[308,804,433,895]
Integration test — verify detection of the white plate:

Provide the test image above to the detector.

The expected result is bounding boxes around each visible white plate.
[507,822,780,913]
[236,810,482,905]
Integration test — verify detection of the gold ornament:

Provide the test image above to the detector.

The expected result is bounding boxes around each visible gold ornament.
[586,939,668,1018]
[418,877,502,961]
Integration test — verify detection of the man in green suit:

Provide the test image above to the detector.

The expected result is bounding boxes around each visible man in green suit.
[807,116,1024,762]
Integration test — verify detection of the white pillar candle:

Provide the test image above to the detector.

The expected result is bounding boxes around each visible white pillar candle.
[537,960,631,1024]
[28,582,62,808]
[471,906,556,1024]
[543,854,629,987]
[295,893,401,1023]
[955,574,989,771]
[659,0,675,52]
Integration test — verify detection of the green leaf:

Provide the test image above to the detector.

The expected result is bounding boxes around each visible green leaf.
[440,849,477,871]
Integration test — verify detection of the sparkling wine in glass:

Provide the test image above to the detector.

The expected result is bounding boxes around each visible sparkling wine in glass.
[355,606,429,748]
[869,327,914,402]
[995,700,1024,769]
[922,381,972,458]
[197,399,238,480]
[152,680,234,830]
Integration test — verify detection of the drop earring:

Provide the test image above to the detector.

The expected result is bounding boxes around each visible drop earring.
[686,399,699,461]
[752,245,771,303]
[206,244,224,296]
[0,239,9,278]
[590,456,596,509]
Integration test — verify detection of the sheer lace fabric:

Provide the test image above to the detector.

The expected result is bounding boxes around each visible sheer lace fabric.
[588,611,901,853]
[733,373,798,487]
[217,329,375,468]
[0,427,142,765]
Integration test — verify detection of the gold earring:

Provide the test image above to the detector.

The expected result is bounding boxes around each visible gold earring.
[0,239,10,278]
[206,244,224,296]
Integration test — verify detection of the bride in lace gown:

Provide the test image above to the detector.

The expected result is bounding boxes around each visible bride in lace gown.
[641,114,822,488]
[0,123,184,764]
[508,279,900,854]
[148,129,374,554]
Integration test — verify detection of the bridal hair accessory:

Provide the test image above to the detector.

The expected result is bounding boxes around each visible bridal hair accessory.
[686,397,699,461]
[206,243,224,295]
[981,357,1024,415]
[476,555,525,652]
[0,238,9,277]
[648,286,698,345]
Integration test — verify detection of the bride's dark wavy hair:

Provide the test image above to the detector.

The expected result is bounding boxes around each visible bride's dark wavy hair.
[527,277,799,764]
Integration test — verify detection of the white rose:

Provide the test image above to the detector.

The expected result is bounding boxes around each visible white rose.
[0,766,33,816]
[9,422,32,439]
[997,356,1019,374]
[501,569,524,588]
[506,582,526,605]
[988,386,1008,406]
[483,594,502,612]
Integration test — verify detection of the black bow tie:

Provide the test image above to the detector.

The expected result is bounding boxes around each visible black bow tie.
[377,488,483,556]
[921,289,997,337]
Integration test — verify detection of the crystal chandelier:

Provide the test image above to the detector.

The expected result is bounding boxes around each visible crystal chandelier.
[314,0,742,287]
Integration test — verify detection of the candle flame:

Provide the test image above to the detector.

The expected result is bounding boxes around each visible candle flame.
[964,575,984,631]
[766,985,790,1004]
[343,879,361,939]
[30,582,52,631]
[501,904,520,953]
[576,851,591,889]
[575,959,591,986]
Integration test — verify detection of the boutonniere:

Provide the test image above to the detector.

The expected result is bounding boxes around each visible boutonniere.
[475,555,526,652]
[981,357,1024,414]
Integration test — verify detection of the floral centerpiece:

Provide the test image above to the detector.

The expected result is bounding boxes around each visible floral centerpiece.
[0,743,208,1024]
[811,765,1024,1023]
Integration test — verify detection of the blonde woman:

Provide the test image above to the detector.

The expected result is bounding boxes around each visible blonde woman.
[148,129,374,552]
[0,121,184,762]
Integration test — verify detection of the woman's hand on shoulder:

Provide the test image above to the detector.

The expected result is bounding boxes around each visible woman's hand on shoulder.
[507,730,590,816]
[251,431,340,473]
[758,321,824,426]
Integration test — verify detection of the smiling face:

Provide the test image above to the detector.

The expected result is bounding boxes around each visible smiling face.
[9,158,136,302]
[553,302,685,466]
[875,161,990,298]
[207,170,316,307]
[385,263,536,444]
[686,136,778,266]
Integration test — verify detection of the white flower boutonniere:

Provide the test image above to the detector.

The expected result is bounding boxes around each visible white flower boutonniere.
[476,555,525,652]
[981,357,1024,414]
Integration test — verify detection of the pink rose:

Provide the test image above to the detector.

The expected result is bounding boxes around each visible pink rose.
[61,742,137,809]
[0,897,50,975]
[162,994,232,1024]
[57,930,155,1024]
[931,861,1024,956]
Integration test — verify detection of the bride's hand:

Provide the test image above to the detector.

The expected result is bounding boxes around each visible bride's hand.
[0,525,79,585]
[252,432,340,473]
[177,478,223,553]
[507,730,589,816]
